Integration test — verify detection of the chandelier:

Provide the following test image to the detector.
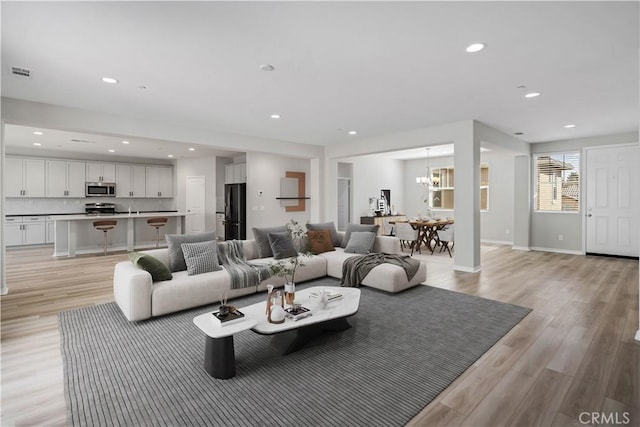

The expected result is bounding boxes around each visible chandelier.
[415,148,432,187]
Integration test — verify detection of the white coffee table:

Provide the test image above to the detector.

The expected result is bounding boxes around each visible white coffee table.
[193,286,360,379]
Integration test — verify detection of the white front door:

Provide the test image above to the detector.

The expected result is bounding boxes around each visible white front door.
[186,176,206,234]
[585,144,639,256]
[337,178,351,231]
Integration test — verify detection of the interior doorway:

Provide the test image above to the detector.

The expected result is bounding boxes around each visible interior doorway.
[585,144,639,257]
[337,178,351,231]
[186,176,206,234]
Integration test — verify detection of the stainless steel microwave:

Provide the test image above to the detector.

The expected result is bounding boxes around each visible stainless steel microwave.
[86,182,116,197]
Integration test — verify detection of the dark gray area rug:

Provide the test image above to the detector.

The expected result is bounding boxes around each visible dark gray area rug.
[59,278,531,427]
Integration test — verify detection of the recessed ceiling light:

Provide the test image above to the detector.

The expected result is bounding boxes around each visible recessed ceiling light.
[33,131,44,135]
[524,92,541,98]
[33,142,41,146]
[108,149,115,153]
[270,114,281,119]
[259,64,275,71]
[564,124,577,128]
[466,43,486,53]
[188,148,195,151]
[101,77,118,84]
[167,154,174,158]
[348,130,357,135]
[122,140,130,144]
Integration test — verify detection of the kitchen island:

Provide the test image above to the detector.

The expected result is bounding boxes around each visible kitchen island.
[50,212,189,257]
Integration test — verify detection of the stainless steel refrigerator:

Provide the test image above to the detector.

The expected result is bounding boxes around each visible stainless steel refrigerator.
[224,183,246,240]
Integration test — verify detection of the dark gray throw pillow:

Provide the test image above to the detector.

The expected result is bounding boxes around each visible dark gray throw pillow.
[342,224,379,248]
[306,222,340,247]
[267,232,298,260]
[252,225,288,258]
[181,240,222,276]
[165,231,217,272]
[344,231,377,254]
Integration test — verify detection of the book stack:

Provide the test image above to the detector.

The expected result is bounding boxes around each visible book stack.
[309,289,343,302]
[212,309,246,326]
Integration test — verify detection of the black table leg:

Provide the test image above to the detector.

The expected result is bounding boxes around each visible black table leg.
[204,335,235,379]
[271,317,352,355]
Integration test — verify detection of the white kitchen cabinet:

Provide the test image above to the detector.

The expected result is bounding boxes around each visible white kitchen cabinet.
[216,213,225,240]
[5,157,46,197]
[86,162,116,182]
[46,160,86,197]
[4,216,46,246]
[116,165,146,198]
[224,163,246,184]
[145,166,173,198]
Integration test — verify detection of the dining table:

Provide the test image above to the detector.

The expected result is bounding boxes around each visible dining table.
[391,218,454,253]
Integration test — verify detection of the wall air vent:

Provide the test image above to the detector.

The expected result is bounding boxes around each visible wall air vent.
[11,66,31,78]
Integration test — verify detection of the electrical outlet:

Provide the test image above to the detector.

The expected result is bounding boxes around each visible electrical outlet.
[558,234,564,241]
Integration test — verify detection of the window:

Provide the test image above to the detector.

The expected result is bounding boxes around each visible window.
[535,153,580,212]
[428,164,489,210]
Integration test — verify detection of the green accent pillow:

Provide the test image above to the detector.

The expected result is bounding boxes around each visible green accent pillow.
[128,252,173,282]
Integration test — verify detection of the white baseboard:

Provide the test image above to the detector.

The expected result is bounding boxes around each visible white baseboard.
[635,329,640,342]
[512,246,531,251]
[530,246,584,255]
[453,265,481,273]
[481,239,513,245]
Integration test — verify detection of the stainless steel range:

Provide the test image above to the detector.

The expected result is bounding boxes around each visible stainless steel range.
[85,202,116,215]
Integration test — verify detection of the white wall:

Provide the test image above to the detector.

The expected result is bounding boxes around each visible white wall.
[245,152,312,235]
[344,156,404,219]
[175,157,217,232]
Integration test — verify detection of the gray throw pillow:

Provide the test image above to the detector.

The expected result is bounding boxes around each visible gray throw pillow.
[252,225,288,258]
[180,240,222,276]
[306,222,340,247]
[165,231,217,272]
[128,252,173,282]
[344,231,377,254]
[267,232,298,259]
[342,224,379,248]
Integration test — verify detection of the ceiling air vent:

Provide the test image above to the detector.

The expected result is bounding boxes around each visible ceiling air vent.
[11,66,31,78]
[71,139,96,144]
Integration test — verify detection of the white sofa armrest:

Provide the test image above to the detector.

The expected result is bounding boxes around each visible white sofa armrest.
[113,261,153,321]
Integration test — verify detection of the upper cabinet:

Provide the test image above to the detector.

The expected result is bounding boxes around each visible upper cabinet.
[86,162,116,182]
[46,160,86,197]
[5,157,46,197]
[145,166,173,198]
[116,164,147,198]
[224,163,246,184]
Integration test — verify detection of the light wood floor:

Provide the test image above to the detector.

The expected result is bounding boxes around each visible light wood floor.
[1,245,639,426]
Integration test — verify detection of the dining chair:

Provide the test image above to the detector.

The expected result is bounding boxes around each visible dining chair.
[432,224,454,257]
[395,222,420,255]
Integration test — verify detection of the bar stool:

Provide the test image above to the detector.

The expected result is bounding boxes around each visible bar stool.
[147,217,168,248]
[93,220,118,256]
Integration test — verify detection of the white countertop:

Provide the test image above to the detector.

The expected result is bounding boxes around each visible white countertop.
[50,211,189,221]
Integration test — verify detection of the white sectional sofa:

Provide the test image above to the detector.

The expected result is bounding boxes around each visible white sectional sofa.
[113,232,427,321]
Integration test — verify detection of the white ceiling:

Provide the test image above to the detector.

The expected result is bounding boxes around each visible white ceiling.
[2,1,638,154]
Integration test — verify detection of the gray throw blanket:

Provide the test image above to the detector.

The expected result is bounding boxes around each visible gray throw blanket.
[340,253,421,288]
[217,240,272,290]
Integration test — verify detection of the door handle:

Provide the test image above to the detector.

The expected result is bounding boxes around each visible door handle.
[587,214,592,217]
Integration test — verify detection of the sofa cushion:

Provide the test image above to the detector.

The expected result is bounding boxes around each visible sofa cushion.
[181,240,222,276]
[165,231,217,272]
[344,231,377,254]
[307,229,336,254]
[342,224,379,248]
[128,252,173,282]
[252,225,288,258]
[306,222,340,247]
[267,232,298,259]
